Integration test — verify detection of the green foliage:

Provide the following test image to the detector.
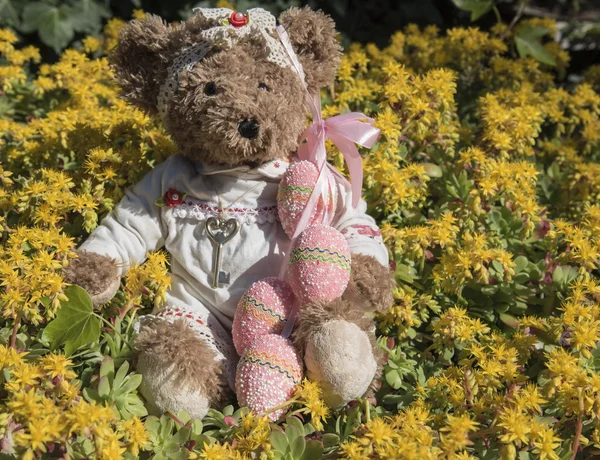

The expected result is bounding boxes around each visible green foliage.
[514,25,557,66]
[1,0,110,52]
[83,357,148,419]
[42,285,101,355]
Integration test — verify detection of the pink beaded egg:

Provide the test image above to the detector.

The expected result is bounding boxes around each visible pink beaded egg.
[236,334,303,420]
[232,277,295,355]
[287,224,351,304]
[277,160,337,238]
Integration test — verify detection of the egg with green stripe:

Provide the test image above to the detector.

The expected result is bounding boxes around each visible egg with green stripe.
[235,334,303,420]
[288,224,351,304]
[277,160,337,238]
[232,277,295,355]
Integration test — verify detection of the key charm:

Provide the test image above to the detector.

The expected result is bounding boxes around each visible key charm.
[205,217,240,288]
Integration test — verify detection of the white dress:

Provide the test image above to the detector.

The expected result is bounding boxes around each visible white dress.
[80,154,388,384]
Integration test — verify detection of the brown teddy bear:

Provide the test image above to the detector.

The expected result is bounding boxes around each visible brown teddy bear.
[64,6,394,419]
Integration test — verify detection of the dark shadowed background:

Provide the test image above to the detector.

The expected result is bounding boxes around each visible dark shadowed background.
[0,0,598,72]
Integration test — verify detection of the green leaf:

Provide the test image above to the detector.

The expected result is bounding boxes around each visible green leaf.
[451,0,493,21]
[43,285,101,355]
[98,375,110,398]
[515,26,556,66]
[113,360,129,390]
[22,2,74,52]
[118,373,142,395]
[0,0,23,27]
[385,369,402,389]
[285,416,305,436]
[499,313,519,328]
[100,356,115,381]
[285,425,301,443]
[422,162,443,178]
[290,435,305,459]
[270,430,289,454]
[300,440,323,460]
[322,433,340,449]
[69,0,110,34]
[170,426,191,445]
[514,256,528,273]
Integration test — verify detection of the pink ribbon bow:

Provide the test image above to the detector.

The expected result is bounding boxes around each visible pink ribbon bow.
[276,26,381,239]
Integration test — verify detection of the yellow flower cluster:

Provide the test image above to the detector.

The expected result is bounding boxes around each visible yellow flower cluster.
[341,406,480,459]
[0,345,149,459]
[0,226,75,325]
[547,206,600,270]
[122,251,171,312]
[0,4,599,458]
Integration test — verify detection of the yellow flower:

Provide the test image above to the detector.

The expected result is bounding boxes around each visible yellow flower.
[119,417,150,457]
[41,353,77,380]
[532,428,561,460]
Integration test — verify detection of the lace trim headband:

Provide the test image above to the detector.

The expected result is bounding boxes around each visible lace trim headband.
[156,8,305,122]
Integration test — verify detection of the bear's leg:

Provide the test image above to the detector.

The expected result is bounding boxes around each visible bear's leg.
[135,317,233,419]
[292,298,384,409]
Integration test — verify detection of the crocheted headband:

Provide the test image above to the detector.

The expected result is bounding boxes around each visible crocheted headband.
[156,7,306,122]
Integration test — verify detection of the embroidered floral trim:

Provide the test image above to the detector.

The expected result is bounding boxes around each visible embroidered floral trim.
[171,199,279,225]
[341,224,384,243]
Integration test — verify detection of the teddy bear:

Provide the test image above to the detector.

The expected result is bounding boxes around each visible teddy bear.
[63,5,395,420]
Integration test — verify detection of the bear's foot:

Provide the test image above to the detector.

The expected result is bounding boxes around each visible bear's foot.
[304,319,377,408]
[135,318,230,419]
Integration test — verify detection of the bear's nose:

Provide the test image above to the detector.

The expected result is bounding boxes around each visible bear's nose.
[238,119,260,139]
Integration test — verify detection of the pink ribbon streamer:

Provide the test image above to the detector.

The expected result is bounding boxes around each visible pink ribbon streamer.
[276,26,380,338]
[276,26,381,239]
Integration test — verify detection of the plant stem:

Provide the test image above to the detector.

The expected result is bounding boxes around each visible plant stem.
[9,312,21,348]
[263,398,299,416]
[93,312,133,349]
[167,411,185,428]
[570,392,584,460]
[119,299,136,320]
[502,1,527,39]
[492,6,502,24]
[365,399,371,423]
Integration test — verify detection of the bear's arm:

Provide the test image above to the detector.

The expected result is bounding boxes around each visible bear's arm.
[78,157,172,275]
[330,185,389,267]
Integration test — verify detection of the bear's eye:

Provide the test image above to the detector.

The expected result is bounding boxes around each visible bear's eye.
[258,83,270,92]
[204,82,218,96]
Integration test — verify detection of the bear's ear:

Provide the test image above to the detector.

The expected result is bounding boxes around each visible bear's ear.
[110,14,175,114]
[278,7,342,94]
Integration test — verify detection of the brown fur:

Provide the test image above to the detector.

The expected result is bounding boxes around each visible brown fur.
[107,7,386,403]
[292,298,371,353]
[63,250,119,296]
[110,14,220,115]
[134,318,229,406]
[293,256,393,394]
[168,35,306,166]
[292,297,386,394]
[110,8,340,167]
[343,254,395,313]
[278,7,342,95]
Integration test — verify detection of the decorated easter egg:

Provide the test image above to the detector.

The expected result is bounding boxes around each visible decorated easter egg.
[287,224,351,304]
[277,160,337,238]
[232,277,295,355]
[236,334,303,420]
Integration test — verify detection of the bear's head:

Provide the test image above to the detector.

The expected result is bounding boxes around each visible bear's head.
[110,7,342,167]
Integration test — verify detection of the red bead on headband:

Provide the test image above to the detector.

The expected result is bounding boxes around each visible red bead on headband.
[229,11,248,28]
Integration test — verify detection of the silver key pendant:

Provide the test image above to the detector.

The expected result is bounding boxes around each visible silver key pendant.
[205,216,240,288]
